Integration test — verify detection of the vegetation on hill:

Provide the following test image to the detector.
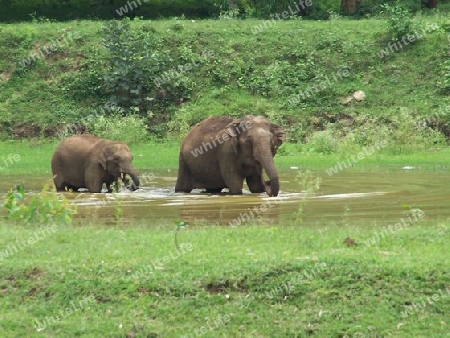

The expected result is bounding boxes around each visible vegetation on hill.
[0,10,449,154]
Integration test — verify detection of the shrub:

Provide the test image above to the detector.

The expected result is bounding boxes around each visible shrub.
[382,3,415,40]
[307,130,339,154]
[101,18,168,115]
[0,183,76,225]
[89,113,148,144]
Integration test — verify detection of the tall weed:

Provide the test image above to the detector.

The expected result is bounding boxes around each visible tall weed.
[0,183,76,225]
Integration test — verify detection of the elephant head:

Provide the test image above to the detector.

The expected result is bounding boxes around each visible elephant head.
[224,115,285,197]
[99,143,140,190]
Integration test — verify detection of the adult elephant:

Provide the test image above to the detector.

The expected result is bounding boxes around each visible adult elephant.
[51,134,140,193]
[175,115,285,197]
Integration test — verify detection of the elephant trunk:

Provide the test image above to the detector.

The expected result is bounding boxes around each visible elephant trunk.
[122,167,140,191]
[256,145,280,197]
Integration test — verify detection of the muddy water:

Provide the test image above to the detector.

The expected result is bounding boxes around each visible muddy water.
[1,166,449,226]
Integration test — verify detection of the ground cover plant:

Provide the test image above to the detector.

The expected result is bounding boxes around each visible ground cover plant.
[0,220,449,336]
[0,13,449,147]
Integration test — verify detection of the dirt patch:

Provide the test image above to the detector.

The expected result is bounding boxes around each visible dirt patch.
[10,123,76,138]
[27,287,37,297]
[137,287,149,294]
[11,123,41,139]
[27,267,44,280]
[204,279,248,293]
[343,237,356,247]
[6,275,16,281]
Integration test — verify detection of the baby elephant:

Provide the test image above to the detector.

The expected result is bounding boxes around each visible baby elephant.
[51,134,140,193]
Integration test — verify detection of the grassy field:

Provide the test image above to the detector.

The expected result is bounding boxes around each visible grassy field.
[1,140,450,176]
[1,220,449,337]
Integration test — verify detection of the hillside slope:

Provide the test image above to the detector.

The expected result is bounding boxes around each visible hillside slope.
[0,17,449,146]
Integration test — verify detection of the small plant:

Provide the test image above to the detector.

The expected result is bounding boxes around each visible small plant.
[171,22,184,31]
[294,170,321,226]
[382,3,415,40]
[174,221,188,250]
[29,12,56,23]
[437,59,450,94]
[328,11,343,21]
[114,197,123,224]
[1,183,76,225]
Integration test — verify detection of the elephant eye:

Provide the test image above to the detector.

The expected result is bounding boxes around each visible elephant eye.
[114,155,120,161]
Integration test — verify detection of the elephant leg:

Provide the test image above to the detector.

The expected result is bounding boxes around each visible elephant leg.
[219,158,244,195]
[227,182,244,195]
[55,183,66,192]
[205,188,223,193]
[106,180,119,193]
[175,155,193,193]
[106,182,113,193]
[86,176,103,193]
[246,171,266,193]
[89,182,103,193]
[221,170,244,194]
[85,166,105,193]
[53,174,66,192]
[66,184,80,192]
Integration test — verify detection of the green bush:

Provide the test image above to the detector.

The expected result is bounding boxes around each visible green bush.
[60,67,105,101]
[382,3,416,40]
[0,183,76,225]
[307,130,339,154]
[89,113,148,144]
[305,110,447,155]
[101,18,172,118]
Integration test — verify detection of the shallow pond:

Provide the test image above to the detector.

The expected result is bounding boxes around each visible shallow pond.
[1,165,449,227]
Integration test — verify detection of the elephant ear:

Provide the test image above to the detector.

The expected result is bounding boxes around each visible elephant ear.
[99,147,113,170]
[271,123,286,148]
[224,119,241,154]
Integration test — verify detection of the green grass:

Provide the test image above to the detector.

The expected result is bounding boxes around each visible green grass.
[0,220,449,336]
[1,16,450,144]
[1,140,450,176]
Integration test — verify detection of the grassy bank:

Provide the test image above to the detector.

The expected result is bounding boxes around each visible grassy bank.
[0,220,449,336]
[1,140,450,177]
[1,16,450,148]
